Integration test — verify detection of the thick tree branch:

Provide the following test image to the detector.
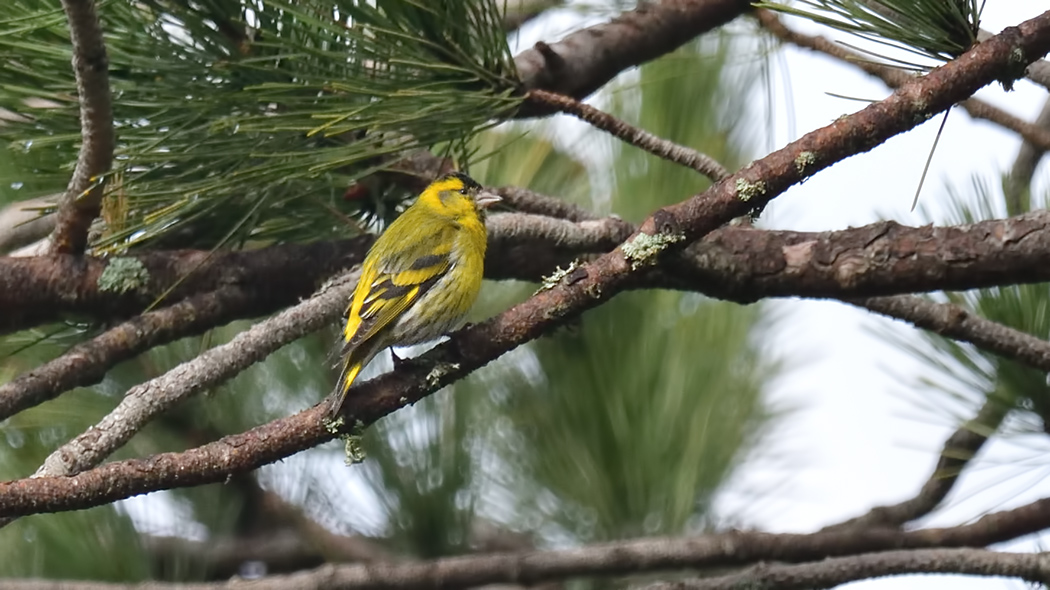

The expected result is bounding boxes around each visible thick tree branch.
[1,14,1048,517]
[513,0,753,113]
[7,211,1050,422]
[9,210,1050,334]
[756,10,1050,153]
[50,0,114,255]
[27,272,356,483]
[646,549,1050,590]
[7,522,1050,590]
[0,237,371,334]
[526,89,731,181]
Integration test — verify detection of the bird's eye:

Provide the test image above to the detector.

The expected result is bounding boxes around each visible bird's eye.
[459,188,468,195]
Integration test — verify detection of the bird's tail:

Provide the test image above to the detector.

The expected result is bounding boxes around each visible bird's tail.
[326,354,365,421]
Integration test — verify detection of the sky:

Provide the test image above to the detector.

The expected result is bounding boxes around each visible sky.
[516,2,1050,590]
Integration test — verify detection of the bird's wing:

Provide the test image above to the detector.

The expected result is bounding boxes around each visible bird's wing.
[343,228,453,351]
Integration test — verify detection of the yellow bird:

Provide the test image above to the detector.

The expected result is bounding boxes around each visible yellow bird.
[327,172,500,419]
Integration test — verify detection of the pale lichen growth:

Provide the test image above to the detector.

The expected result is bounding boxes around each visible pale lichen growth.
[536,261,579,294]
[399,396,408,404]
[341,433,366,465]
[426,362,460,388]
[1010,47,1026,65]
[324,415,345,434]
[735,179,767,203]
[97,257,149,294]
[621,231,685,269]
[794,151,816,174]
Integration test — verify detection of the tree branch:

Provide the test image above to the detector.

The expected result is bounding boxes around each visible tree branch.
[526,89,731,181]
[513,0,753,113]
[0,237,371,335]
[755,10,1050,152]
[0,286,263,422]
[50,0,114,255]
[7,525,1050,590]
[26,272,356,483]
[646,548,1050,590]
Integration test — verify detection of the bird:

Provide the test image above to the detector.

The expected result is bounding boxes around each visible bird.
[327,171,500,420]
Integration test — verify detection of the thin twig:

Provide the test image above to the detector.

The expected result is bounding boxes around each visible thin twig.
[854,294,1050,374]
[1005,96,1050,215]
[50,0,114,255]
[644,548,1050,590]
[756,9,1050,152]
[527,89,731,182]
[494,186,601,221]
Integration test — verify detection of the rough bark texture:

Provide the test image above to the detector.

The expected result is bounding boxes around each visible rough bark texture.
[513,0,753,113]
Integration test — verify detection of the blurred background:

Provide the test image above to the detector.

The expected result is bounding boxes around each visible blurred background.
[0,1,1048,589]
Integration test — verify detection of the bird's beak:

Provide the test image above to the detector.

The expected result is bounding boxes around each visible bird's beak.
[475,191,502,210]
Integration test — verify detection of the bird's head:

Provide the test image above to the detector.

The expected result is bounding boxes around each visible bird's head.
[417,172,501,220]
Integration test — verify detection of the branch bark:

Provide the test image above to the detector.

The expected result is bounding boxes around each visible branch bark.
[6,529,1050,590]
[50,0,114,255]
[513,0,754,113]
[645,548,1050,590]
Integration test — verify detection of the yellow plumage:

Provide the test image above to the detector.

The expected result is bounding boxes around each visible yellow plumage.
[327,172,499,419]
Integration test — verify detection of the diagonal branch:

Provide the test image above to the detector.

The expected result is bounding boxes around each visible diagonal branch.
[755,10,1050,152]
[0,286,259,422]
[513,0,754,112]
[4,500,1050,587]
[646,548,1050,590]
[526,89,731,181]
[28,272,357,482]
[49,0,114,255]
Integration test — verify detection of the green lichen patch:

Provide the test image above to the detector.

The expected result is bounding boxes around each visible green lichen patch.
[621,231,685,269]
[536,261,579,294]
[341,433,367,465]
[734,179,767,203]
[97,257,150,294]
[794,151,816,174]
[426,362,460,388]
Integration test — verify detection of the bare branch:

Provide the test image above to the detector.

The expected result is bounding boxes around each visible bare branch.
[50,0,114,255]
[0,286,260,422]
[0,237,371,335]
[0,195,58,255]
[755,10,1050,152]
[7,528,1050,590]
[513,0,754,112]
[494,186,601,221]
[854,294,1050,374]
[27,272,356,483]
[527,89,731,182]
[1005,96,1050,215]
[646,549,1050,590]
